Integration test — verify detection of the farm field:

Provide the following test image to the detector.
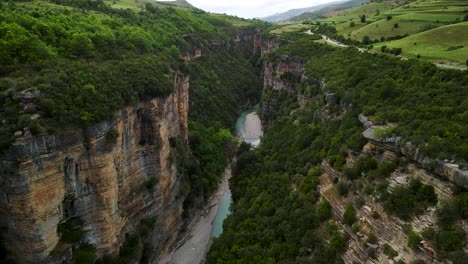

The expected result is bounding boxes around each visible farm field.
[373,22,468,64]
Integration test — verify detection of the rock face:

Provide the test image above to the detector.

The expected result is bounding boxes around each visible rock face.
[0,74,190,263]
[320,161,446,264]
[359,114,468,190]
[260,54,467,264]
[261,57,305,126]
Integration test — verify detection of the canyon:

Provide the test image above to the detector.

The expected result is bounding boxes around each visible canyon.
[0,27,267,263]
[0,23,466,264]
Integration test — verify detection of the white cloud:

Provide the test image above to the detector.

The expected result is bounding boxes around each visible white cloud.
[159,0,338,18]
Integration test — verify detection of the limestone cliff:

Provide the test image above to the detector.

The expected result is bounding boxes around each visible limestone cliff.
[0,74,190,263]
[261,57,306,127]
[360,115,468,190]
[261,55,467,263]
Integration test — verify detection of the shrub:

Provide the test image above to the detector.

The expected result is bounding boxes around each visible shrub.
[57,218,83,244]
[368,162,397,179]
[355,197,366,208]
[342,203,357,226]
[371,211,380,219]
[329,155,346,169]
[144,177,157,190]
[119,233,141,259]
[344,166,361,179]
[432,225,466,253]
[362,36,371,45]
[73,244,97,264]
[446,46,464,51]
[337,181,349,197]
[407,230,422,250]
[449,250,468,264]
[383,179,437,220]
[105,128,119,144]
[363,185,374,195]
[356,157,377,173]
[317,200,332,221]
[367,232,378,244]
[383,244,398,259]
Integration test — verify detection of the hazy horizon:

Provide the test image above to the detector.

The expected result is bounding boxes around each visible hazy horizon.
[158,0,340,18]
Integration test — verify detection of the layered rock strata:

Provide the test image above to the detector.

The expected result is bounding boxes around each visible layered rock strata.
[0,74,190,263]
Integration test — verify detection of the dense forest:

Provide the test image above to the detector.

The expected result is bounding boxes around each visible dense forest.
[0,1,265,263]
[0,0,265,199]
[207,33,467,263]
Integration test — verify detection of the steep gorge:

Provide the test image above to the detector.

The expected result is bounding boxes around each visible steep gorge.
[1,3,467,262]
[0,12,267,262]
[207,36,468,263]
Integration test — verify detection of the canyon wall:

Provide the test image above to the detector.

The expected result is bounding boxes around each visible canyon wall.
[0,74,190,263]
[360,115,468,190]
[260,55,467,263]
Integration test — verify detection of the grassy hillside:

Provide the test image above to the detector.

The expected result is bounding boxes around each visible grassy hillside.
[288,0,372,22]
[270,23,310,34]
[374,22,468,64]
[295,0,468,65]
[260,1,344,23]
[323,1,398,23]
[331,0,467,39]
[156,0,194,8]
[344,0,467,40]
[108,0,195,10]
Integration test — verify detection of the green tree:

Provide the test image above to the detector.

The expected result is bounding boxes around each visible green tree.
[68,33,94,58]
[342,203,357,226]
[407,230,422,250]
[362,35,371,45]
[317,200,332,221]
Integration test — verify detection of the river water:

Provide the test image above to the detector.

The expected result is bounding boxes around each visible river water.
[165,109,262,264]
[212,110,263,237]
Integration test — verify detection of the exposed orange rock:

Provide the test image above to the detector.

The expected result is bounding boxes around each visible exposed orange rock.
[0,74,190,263]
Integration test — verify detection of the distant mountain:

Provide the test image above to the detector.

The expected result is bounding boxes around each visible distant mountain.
[287,0,371,22]
[155,0,195,8]
[260,1,346,22]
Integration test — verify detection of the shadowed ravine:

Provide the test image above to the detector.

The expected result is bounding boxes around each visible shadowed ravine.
[164,109,263,264]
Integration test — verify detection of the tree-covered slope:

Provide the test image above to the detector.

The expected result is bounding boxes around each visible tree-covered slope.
[207,32,468,264]
[0,0,265,148]
[0,1,267,262]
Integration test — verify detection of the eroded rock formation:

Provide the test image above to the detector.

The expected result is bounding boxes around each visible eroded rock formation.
[0,74,190,263]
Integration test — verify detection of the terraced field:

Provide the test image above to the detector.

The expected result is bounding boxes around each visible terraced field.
[374,22,468,64]
[270,24,311,34]
[340,0,467,41]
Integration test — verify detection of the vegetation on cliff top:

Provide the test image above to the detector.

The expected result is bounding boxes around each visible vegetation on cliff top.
[0,0,266,150]
[208,29,467,263]
[0,0,265,263]
[272,0,468,65]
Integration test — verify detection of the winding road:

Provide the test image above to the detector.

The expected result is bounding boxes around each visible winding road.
[304,30,466,70]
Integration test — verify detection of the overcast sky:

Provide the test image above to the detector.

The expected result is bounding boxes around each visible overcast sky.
[162,0,339,18]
